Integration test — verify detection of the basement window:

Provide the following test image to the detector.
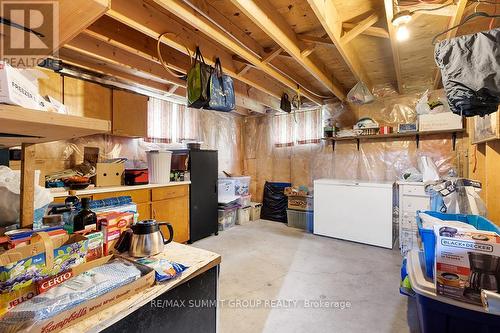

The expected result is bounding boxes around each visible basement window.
[274,108,322,147]
[146,98,199,143]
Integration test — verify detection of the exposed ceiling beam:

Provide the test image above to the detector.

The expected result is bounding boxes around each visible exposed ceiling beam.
[383,0,403,93]
[65,34,186,87]
[236,64,252,77]
[146,0,325,104]
[306,0,372,89]
[169,0,327,100]
[400,3,458,17]
[2,0,109,67]
[297,34,333,46]
[226,0,345,99]
[262,47,284,64]
[58,48,185,97]
[300,44,317,57]
[340,12,379,44]
[106,0,316,105]
[64,34,270,113]
[433,0,467,89]
[342,23,389,39]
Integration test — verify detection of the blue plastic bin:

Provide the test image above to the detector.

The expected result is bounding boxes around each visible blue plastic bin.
[416,293,500,333]
[416,211,500,279]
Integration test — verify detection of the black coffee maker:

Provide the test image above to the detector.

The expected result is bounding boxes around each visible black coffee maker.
[463,252,500,303]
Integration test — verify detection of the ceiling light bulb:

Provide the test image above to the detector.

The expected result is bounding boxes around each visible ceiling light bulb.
[396,25,410,42]
[392,10,412,26]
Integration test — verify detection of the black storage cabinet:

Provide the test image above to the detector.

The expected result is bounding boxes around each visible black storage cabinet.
[189,150,218,242]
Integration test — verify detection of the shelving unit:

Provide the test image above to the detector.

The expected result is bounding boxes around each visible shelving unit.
[0,104,111,227]
[322,129,465,151]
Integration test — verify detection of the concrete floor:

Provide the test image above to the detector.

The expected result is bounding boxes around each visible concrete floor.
[194,220,420,333]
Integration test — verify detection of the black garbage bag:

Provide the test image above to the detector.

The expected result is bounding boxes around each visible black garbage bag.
[435,28,500,117]
[261,181,291,223]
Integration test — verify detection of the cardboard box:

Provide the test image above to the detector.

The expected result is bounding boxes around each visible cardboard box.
[418,112,463,132]
[95,163,125,187]
[0,62,48,111]
[1,255,155,333]
[435,226,500,305]
[287,196,313,211]
[0,233,89,315]
[97,212,134,255]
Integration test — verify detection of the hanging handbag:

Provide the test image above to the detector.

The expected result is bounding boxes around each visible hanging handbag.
[207,58,235,112]
[187,47,212,109]
[280,93,292,113]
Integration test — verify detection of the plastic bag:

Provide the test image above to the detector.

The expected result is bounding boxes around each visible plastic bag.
[401,167,423,182]
[347,81,375,105]
[0,166,52,227]
[418,156,440,182]
[416,90,431,115]
[261,181,291,223]
[136,258,188,282]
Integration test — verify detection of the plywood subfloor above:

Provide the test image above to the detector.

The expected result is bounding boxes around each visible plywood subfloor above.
[0,105,111,148]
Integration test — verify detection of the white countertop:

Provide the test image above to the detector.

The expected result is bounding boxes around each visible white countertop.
[51,181,191,198]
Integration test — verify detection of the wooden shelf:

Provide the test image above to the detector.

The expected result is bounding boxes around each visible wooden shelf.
[322,129,465,151]
[0,104,111,148]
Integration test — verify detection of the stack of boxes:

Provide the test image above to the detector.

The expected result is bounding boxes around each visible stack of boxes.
[217,176,252,230]
[285,186,314,233]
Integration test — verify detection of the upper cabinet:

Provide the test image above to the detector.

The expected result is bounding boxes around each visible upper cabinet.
[37,68,63,102]
[112,90,149,138]
[63,76,112,120]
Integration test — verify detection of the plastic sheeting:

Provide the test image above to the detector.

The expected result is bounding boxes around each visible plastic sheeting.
[244,90,466,201]
[32,110,245,181]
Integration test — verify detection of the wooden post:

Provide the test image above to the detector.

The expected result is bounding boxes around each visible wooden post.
[20,143,36,227]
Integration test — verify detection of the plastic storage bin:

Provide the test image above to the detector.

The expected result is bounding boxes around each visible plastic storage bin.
[417,211,500,279]
[237,206,251,225]
[250,202,262,221]
[286,209,313,233]
[218,208,237,231]
[238,194,251,208]
[407,250,500,333]
[219,176,251,196]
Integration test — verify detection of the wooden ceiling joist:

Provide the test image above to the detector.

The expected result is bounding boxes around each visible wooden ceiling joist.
[433,0,467,89]
[297,34,333,46]
[225,0,345,100]
[144,0,325,104]
[400,3,458,17]
[306,0,372,89]
[58,49,183,98]
[262,47,284,64]
[106,0,316,105]
[340,12,380,44]
[65,34,185,87]
[342,23,390,39]
[64,34,272,113]
[383,0,403,93]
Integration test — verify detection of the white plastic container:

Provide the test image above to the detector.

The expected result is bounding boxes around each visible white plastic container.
[237,206,251,225]
[219,176,251,196]
[250,202,262,221]
[146,150,172,184]
[238,194,251,208]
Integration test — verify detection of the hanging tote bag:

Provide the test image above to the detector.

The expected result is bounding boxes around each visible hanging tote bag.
[187,47,212,109]
[280,93,292,113]
[207,58,235,112]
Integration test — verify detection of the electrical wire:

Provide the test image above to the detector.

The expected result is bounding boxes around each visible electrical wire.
[157,32,190,78]
[411,1,455,13]
[432,11,500,44]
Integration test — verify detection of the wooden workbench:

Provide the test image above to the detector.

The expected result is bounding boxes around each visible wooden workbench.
[61,242,221,333]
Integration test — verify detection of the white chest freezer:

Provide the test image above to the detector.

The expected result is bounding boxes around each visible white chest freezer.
[313,179,394,249]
